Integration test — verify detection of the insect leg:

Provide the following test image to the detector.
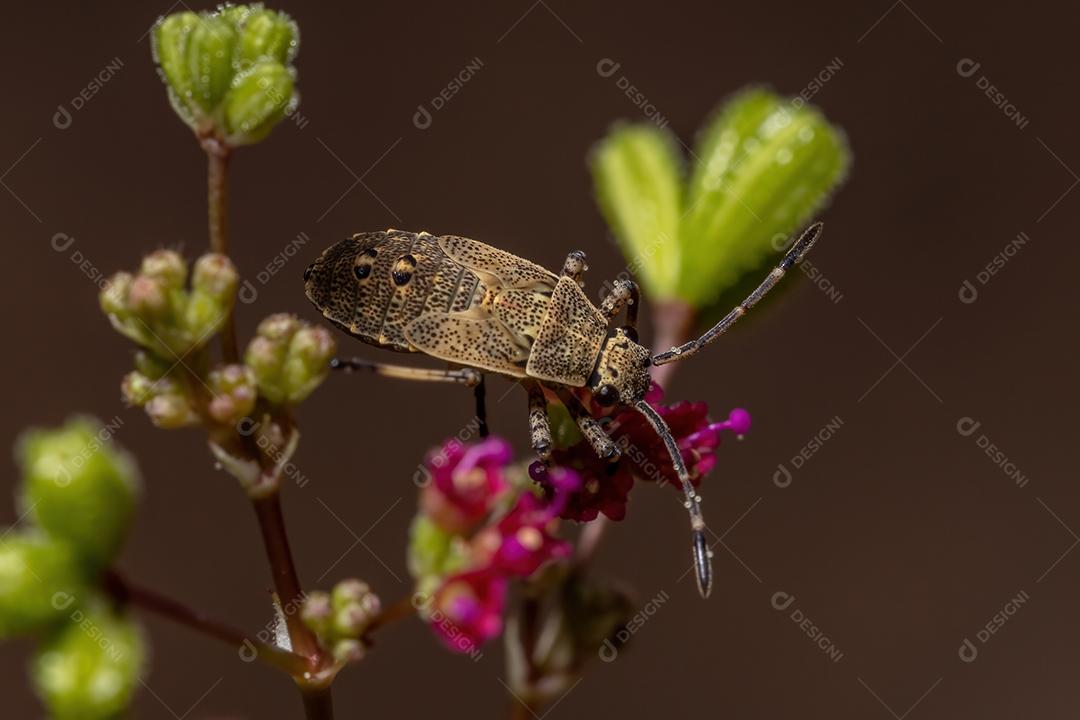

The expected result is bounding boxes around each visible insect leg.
[652,222,823,366]
[474,376,489,438]
[599,279,640,331]
[524,381,552,460]
[560,251,588,283]
[330,357,482,386]
[553,386,620,462]
[633,399,713,599]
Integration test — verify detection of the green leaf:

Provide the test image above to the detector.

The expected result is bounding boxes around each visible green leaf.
[589,86,851,311]
[679,88,850,306]
[590,124,683,299]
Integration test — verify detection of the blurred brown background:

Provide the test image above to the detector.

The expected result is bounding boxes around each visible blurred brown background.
[3,0,1078,717]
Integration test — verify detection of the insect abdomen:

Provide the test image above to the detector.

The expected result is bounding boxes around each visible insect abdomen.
[306,231,484,352]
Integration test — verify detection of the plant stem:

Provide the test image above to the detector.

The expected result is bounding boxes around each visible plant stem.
[205,142,239,364]
[106,570,310,676]
[575,515,608,566]
[365,593,417,634]
[251,492,322,662]
[649,299,696,389]
[300,686,334,719]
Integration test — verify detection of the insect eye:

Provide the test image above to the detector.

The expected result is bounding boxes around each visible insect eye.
[354,264,371,280]
[596,384,619,407]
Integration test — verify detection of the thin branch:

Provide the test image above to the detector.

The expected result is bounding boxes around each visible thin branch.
[365,593,417,634]
[301,686,335,720]
[251,492,323,662]
[205,142,239,363]
[106,570,310,676]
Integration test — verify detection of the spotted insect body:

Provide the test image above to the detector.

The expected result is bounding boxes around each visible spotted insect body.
[305,223,825,599]
[306,230,612,386]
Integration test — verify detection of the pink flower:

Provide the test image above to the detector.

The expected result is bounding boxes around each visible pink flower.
[489,467,579,577]
[537,384,750,522]
[428,570,507,653]
[416,440,581,653]
[420,437,512,533]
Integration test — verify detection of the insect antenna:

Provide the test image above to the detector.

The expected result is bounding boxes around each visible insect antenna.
[633,399,713,598]
[652,222,823,366]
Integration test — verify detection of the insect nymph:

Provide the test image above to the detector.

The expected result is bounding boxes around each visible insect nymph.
[304,223,823,598]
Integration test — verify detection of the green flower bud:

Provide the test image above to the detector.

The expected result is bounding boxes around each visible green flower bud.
[139,249,187,289]
[17,417,139,570]
[186,15,238,116]
[145,394,201,429]
[152,6,301,146]
[332,638,364,664]
[0,533,85,639]
[99,272,132,319]
[185,253,238,339]
[300,590,332,639]
[133,351,171,380]
[245,314,335,405]
[407,515,470,582]
[224,60,296,146]
[238,9,298,65]
[326,579,379,639]
[206,364,257,425]
[331,579,371,612]
[280,325,334,404]
[32,603,145,720]
[121,372,155,406]
[152,12,201,127]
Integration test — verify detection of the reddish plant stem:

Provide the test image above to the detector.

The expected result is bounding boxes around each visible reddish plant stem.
[301,688,335,719]
[105,570,309,676]
[649,299,697,389]
[205,142,239,364]
[365,593,418,634]
[251,493,322,662]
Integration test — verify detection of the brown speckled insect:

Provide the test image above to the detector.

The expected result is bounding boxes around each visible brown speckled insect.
[304,223,823,598]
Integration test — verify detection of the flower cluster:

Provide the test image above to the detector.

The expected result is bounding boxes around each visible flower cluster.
[3,418,145,720]
[153,4,300,146]
[301,579,381,664]
[532,384,751,522]
[409,438,580,653]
